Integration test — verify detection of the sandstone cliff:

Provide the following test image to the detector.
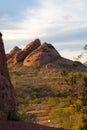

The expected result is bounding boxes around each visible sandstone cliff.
[0,33,16,120]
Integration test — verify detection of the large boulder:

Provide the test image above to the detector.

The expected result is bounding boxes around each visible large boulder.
[0,33,16,120]
[23,42,61,66]
[14,39,41,63]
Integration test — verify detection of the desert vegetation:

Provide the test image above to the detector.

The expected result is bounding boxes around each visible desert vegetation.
[8,63,87,130]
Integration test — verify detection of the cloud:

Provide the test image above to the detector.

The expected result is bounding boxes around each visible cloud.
[60,49,86,63]
[1,0,87,62]
[2,0,87,40]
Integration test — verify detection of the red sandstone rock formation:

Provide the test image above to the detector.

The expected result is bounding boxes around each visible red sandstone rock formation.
[6,46,21,63]
[23,42,61,66]
[0,33,16,119]
[14,39,41,63]
[6,37,87,71]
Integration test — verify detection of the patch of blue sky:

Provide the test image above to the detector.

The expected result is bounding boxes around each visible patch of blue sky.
[0,0,39,20]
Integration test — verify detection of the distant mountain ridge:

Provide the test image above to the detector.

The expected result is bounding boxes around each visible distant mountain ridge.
[7,39,87,71]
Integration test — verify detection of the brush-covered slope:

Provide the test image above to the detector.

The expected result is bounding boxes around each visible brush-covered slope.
[8,62,87,129]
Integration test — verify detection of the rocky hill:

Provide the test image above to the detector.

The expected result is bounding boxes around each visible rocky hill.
[7,39,87,71]
[23,42,61,66]
[0,33,16,120]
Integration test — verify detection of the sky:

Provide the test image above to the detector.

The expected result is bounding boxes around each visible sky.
[0,0,87,63]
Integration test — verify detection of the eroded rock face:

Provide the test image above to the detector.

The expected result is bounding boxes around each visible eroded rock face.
[7,46,21,63]
[14,39,41,63]
[0,33,16,119]
[23,42,61,66]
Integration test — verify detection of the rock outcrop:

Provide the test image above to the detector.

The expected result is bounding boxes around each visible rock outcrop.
[7,46,21,63]
[0,33,16,120]
[7,38,87,71]
[23,42,61,66]
[14,39,41,63]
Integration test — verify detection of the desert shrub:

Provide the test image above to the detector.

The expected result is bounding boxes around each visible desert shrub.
[61,70,68,76]
[59,101,70,108]
[17,97,25,104]
[30,87,49,99]
[55,90,68,97]
[18,111,37,122]
[81,77,87,105]
[8,111,20,121]
[73,100,83,111]
[79,115,87,130]
[11,72,22,80]
[83,76,87,87]
[49,107,82,130]
[47,97,59,107]
[33,98,42,104]
[70,75,77,86]
[17,97,32,105]
[79,125,87,130]
[78,72,82,78]
[49,108,73,128]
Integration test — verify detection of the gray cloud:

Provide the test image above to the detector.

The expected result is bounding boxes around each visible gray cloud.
[1,0,87,62]
[43,26,87,43]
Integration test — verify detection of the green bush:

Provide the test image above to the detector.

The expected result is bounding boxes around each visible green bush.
[55,90,68,97]
[8,111,20,121]
[73,100,83,111]
[49,107,82,130]
[79,115,87,130]
[18,111,37,122]
[70,75,77,86]
[83,76,87,87]
[47,97,59,107]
